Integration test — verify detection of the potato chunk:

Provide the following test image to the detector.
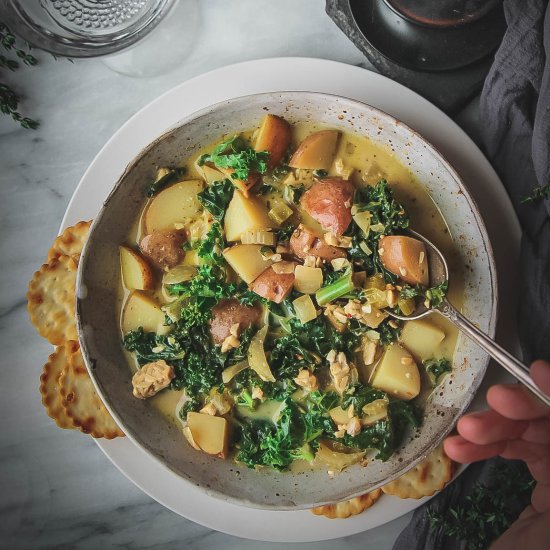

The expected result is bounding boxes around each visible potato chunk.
[254,114,292,169]
[300,178,354,236]
[119,246,154,291]
[249,266,294,303]
[122,291,169,335]
[400,319,445,360]
[294,265,323,294]
[224,189,274,242]
[289,225,346,261]
[370,344,420,401]
[289,130,340,170]
[143,180,204,233]
[187,412,230,458]
[378,235,429,286]
[210,298,262,344]
[223,244,273,283]
[139,229,187,270]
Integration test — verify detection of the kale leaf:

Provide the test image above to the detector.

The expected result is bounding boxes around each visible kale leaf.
[349,179,409,283]
[425,281,448,308]
[198,135,269,181]
[146,167,187,197]
[197,179,234,221]
[423,357,452,386]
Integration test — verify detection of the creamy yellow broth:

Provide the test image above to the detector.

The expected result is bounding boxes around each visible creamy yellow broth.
[119,123,464,433]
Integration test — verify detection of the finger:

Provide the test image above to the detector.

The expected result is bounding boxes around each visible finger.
[531,360,550,395]
[518,505,537,521]
[456,410,527,445]
[492,509,550,550]
[499,440,549,464]
[522,418,550,444]
[531,483,550,514]
[526,454,550,486]
[487,384,550,420]
[444,435,504,463]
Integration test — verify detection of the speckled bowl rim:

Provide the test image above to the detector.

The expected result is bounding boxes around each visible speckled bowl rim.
[76,91,497,510]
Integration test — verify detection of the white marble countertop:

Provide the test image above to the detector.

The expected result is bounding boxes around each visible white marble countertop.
[0,1,482,548]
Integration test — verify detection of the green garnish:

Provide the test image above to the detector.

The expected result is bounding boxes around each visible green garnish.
[198,135,269,181]
[399,281,449,309]
[425,281,448,307]
[146,167,187,197]
[197,179,234,221]
[427,460,534,550]
[0,22,39,129]
[423,357,452,386]
[276,224,295,242]
[521,183,550,203]
[348,180,410,284]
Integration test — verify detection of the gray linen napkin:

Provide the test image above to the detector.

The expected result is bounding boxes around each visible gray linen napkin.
[393,1,550,548]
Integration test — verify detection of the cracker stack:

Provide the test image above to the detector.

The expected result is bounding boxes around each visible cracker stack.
[310,445,455,519]
[28,221,123,439]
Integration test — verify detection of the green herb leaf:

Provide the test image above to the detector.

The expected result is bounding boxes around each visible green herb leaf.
[199,135,269,181]
[197,179,234,221]
[146,167,187,197]
[423,357,452,386]
[521,183,550,203]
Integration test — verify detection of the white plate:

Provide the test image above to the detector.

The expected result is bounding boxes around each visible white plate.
[61,57,520,542]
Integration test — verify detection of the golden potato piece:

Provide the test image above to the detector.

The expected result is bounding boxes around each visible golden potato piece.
[119,246,155,291]
[59,344,124,439]
[224,189,274,242]
[39,341,79,429]
[254,114,292,169]
[249,266,295,303]
[370,343,420,401]
[27,255,78,345]
[47,220,92,263]
[289,130,340,170]
[378,235,429,286]
[381,445,455,499]
[300,178,354,236]
[311,489,383,519]
[187,412,230,458]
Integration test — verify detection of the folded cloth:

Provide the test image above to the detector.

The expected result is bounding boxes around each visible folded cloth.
[480,0,550,363]
[393,1,549,548]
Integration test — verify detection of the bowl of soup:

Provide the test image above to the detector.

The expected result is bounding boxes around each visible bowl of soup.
[76,92,496,509]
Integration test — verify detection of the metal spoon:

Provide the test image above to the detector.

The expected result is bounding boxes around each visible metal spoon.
[385,229,550,407]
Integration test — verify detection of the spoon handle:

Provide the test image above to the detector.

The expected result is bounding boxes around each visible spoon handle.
[436,300,550,407]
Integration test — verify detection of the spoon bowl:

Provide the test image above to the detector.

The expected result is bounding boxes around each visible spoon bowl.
[384,230,550,406]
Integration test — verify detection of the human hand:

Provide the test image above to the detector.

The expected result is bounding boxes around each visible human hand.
[444,360,550,549]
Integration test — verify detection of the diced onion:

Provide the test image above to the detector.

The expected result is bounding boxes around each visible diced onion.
[352,210,372,235]
[240,229,276,246]
[292,294,318,324]
[247,326,276,382]
[268,201,293,224]
[221,360,249,384]
[162,265,197,285]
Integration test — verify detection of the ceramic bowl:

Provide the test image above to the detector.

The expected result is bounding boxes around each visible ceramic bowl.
[76,91,497,509]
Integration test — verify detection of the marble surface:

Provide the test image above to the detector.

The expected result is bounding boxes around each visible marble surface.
[0,1,483,548]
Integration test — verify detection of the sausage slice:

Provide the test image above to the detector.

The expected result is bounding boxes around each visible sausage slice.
[140,229,187,270]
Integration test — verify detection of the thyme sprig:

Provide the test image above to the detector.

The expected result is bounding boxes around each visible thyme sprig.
[427,460,534,550]
[521,183,550,203]
[0,22,39,129]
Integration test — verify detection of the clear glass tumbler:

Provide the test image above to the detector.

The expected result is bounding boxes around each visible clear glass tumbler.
[0,0,199,76]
